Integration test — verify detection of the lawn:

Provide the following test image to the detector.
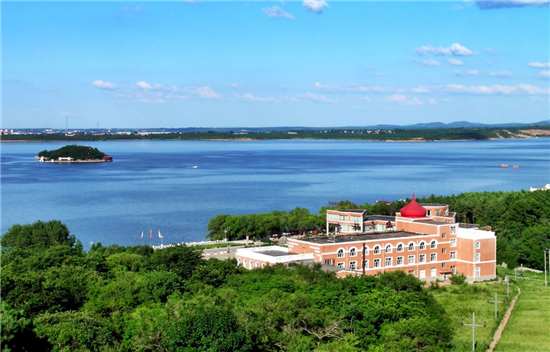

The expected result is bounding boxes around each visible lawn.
[493,270,550,352]
[431,279,513,351]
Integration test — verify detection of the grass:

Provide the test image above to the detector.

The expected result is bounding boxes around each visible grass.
[430,268,550,351]
[493,269,550,352]
[431,279,512,351]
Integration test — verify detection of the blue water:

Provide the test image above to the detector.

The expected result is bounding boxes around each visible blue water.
[1,139,549,247]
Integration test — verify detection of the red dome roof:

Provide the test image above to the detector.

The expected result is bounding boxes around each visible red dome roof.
[400,194,426,218]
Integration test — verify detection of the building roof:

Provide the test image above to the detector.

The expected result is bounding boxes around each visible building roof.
[415,220,452,225]
[258,250,295,257]
[459,223,479,229]
[296,231,422,244]
[330,209,366,213]
[419,203,448,207]
[365,215,396,222]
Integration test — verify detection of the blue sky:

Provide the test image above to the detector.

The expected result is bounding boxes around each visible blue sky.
[2,1,549,128]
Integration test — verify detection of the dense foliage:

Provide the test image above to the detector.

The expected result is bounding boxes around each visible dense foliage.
[209,190,550,270]
[1,220,452,352]
[37,145,106,160]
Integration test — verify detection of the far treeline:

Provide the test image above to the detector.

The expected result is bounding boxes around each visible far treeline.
[3,125,550,142]
[208,190,550,271]
[37,145,106,160]
[1,220,453,352]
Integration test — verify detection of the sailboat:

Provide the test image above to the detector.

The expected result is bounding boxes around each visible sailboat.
[158,230,164,246]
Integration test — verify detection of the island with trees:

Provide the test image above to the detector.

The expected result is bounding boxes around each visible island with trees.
[37,145,113,163]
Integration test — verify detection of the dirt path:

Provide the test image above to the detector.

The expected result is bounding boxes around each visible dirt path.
[486,288,521,352]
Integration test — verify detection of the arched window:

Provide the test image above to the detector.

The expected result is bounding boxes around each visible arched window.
[255,262,260,268]
[475,241,481,249]
[385,244,392,253]
[349,247,357,257]
[364,246,369,255]
[419,241,426,250]
[237,258,241,266]
[397,243,404,252]
[374,245,381,254]
[261,263,266,268]
[430,240,437,249]
[249,261,253,270]
[243,259,247,267]
[408,242,415,251]
[337,249,345,258]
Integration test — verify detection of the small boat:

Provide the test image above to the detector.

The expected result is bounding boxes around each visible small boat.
[512,165,519,169]
[192,166,198,169]
[501,164,508,168]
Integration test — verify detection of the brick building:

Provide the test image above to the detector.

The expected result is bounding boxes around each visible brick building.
[236,195,497,282]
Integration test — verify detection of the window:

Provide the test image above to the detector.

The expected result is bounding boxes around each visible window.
[337,262,345,268]
[436,210,441,216]
[408,242,415,251]
[430,240,437,249]
[475,253,480,262]
[237,258,241,266]
[408,270,415,275]
[450,238,457,247]
[475,241,481,249]
[397,244,404,252]
[427,210,432,216]
[364,260,369,269]
[451,266,456,274]
[339,215,347,221]
[337,249,344,258]
[374,246,381,254]
[475,267,481,277]
[397,256,404,265]
[262,263,266,268]
[349,261,357,270]
[431,268,437,277]
[255,262,260,268]
[442,248,446,254]
[442,262,446,268]
[450,251,457,259]
[408,255,415,264]
[385,244,392,253]
[364,246,369,255]
[451,226,457,234]
[430,253,437,262]
[324,259,333,265]
[351,216,362,222]
[419,254,426,263]
[442,232,446,239]
[385,257,392,267]
[419,269,426,278]
[249,261,253,270]
[243,259,247,267]
[374,259,380,268]
[419,242,426,250]
[350,248,357,257]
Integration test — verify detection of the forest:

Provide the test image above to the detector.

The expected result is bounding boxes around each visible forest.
[37,145,106,160]
[207,190,550,270]
[2,220,451,352]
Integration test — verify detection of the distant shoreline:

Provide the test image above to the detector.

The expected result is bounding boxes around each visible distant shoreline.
[1,137,546,143]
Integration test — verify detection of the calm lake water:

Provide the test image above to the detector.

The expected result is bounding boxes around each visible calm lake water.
[1,139,549,247]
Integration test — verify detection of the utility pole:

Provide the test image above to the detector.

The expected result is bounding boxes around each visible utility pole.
[545,248,547,287]
[487,292,504,319]
[462,312,486,352]
[506,275,510,297]
[362,243,366,275]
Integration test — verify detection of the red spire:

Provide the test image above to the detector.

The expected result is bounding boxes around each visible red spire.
[400,193,426,218]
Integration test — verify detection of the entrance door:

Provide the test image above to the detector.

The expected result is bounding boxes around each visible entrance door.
[431,268,437,278]
[419,269,426,279]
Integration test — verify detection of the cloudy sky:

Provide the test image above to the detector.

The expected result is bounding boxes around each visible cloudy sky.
[2,0,549,128]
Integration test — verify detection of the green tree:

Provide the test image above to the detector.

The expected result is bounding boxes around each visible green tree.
[1,220,75,252]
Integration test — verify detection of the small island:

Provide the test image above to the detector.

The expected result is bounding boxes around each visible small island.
[37,145,113,163]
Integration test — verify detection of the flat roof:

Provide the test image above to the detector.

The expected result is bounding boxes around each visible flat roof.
[330,209,366,213]
[419,203,448,207]
[365,215,395,221]
[415,220,451,225]
[297,231,421,244]
[459,223,479,229]
[259,250,296,257]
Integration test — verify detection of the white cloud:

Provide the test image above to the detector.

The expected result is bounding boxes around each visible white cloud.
[446,58,463,66]
[410,86,432,93]
[427,98,437,105]
[136,81,153,90]
[360,96,371,102]
[385,94,424,106]
[184,86,222,99]
[298,92,339,103]
[487,71,513,77]
[262,6,294,19]
[466,70,480,76]
[303,0,329,14]
[528,62,550,68]
[476,1,549,10]
[92,80,116,90]
[444,84,549,95]
[410,58,441,67]
[415,43,476,56]
[540,71,550,79]
[314,82,396,93]
[234,93,299,103]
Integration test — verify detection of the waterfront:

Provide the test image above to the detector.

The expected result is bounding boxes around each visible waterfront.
[1,139,549,247]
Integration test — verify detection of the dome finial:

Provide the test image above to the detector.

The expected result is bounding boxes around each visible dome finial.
[400,193,426,218]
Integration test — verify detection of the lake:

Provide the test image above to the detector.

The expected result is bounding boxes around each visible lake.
[1,139,549,247]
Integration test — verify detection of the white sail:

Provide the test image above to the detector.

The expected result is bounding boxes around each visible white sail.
[141,231,144,239]
[158,230,163,239]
